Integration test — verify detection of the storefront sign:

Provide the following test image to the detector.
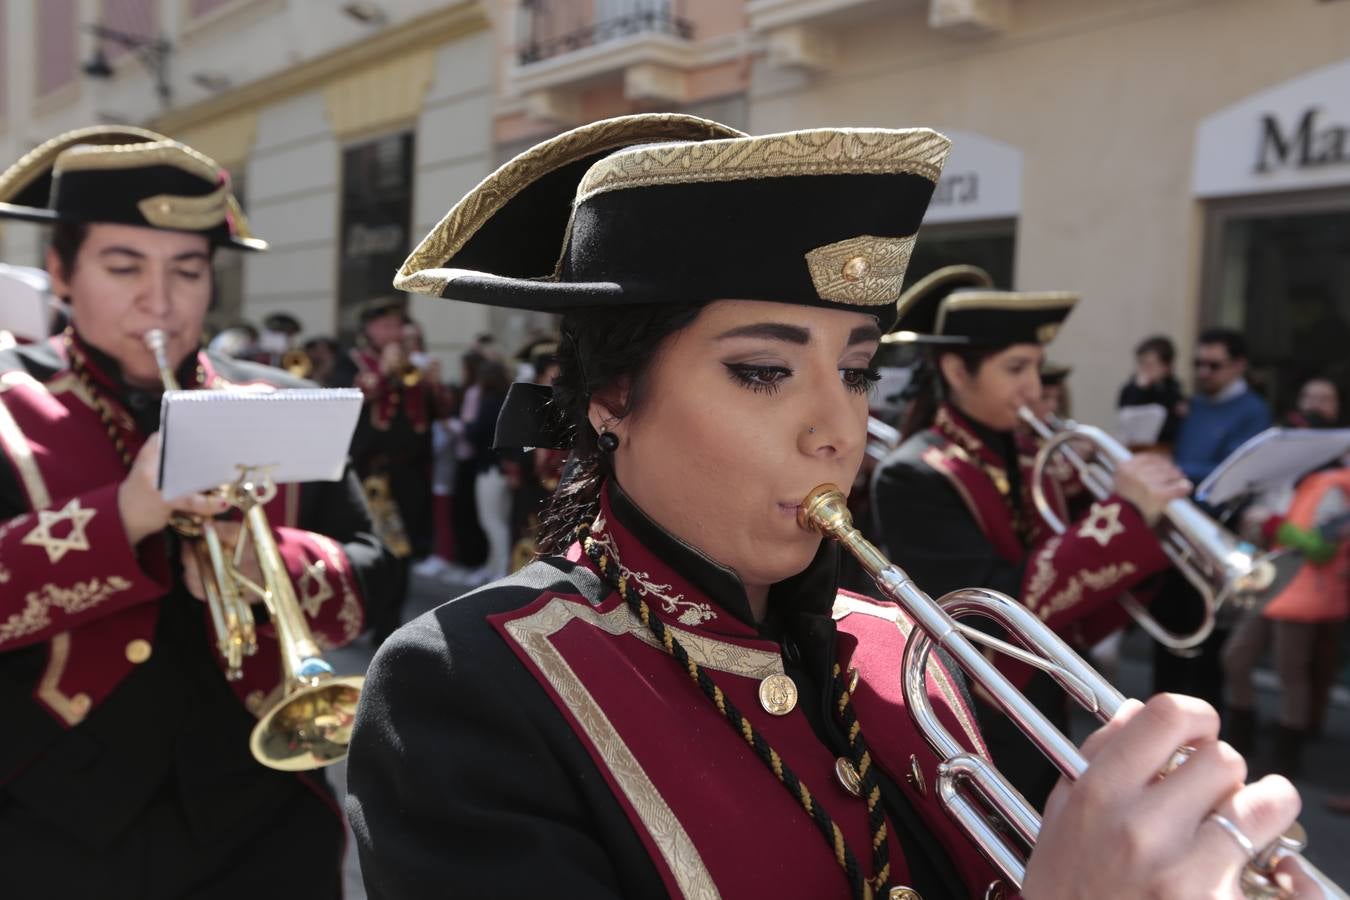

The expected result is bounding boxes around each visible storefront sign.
[923,130,1022,224]
[1194,57,1350,198]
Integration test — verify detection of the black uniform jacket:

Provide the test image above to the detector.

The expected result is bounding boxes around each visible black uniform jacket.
[347,481,1016,900]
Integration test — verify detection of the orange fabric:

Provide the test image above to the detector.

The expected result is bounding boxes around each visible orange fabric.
[1264,468,1350,622]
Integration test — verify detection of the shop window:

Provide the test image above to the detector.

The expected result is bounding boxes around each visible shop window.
[906,219,1016,292]
[337,131,415,343]
[1204,191,1350,415]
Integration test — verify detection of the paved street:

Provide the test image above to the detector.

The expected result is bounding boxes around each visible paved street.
[327,574,1350,897]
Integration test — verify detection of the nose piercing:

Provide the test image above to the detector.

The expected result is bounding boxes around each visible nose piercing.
[808,426,816,434]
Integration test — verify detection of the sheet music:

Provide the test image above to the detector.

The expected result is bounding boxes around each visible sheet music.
[158,388,362,498]
[1196,427,1350,506]
[0,264,52,341]
[1116,404,1168,447]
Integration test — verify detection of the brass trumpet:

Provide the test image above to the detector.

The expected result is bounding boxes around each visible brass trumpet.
[1018,407,1291,651]
[146,329,363,771]
[799,484,1346,899]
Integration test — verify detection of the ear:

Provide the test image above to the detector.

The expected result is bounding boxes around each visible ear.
[936,352,968,392]
[586,378,631,435]
[46,245,71,299]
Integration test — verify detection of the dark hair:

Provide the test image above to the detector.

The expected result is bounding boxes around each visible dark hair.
[899,344,1002,439]
[535,302,704,554]
[1197,326,1248,361]
[1134,334,1175,366]
[477,359,512,395]
[49,221,90,287]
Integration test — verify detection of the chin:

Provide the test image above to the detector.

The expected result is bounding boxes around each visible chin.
[744,536,822,586]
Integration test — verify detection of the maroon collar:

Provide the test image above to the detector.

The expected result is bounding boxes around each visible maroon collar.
[576,481,842,638]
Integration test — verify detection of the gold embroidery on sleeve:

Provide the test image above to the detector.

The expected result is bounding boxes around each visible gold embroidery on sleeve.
[1078,502,1125,548]
[298,557,335,618]
[1021,536,1063,613]
[0,576,133,643]
[1037,563,1138,622]
[21,498,97,563]
[311,534,362,646]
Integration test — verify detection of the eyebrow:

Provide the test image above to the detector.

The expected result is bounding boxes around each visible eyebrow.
[98,246,210,264]
[716,322,811,344]
[715,321,883,347]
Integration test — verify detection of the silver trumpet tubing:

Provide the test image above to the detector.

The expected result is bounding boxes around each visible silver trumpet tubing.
[798,484,1346,898]
[1018,407,1291,652]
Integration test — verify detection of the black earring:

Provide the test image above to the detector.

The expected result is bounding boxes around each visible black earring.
[598,428,620,453]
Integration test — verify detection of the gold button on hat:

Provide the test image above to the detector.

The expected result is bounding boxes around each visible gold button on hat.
[758,673,798,716]
[841,255,871,281]
[125,638,152,664]
[835,756,862,797]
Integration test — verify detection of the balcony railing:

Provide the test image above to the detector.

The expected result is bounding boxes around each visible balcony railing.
[518,1,693,66]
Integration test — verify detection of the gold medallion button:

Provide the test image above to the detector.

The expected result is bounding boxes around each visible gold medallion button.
[890,888,922,900]
[835,757,862,797]
[758,673,798,716]
[69,693,92,722]
[841,255,871,281]
[158,200,172,214]
[906,754,927,797]
[125,638,152,664]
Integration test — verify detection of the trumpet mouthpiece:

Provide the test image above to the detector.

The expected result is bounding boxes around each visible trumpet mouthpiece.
[797,484,851,535]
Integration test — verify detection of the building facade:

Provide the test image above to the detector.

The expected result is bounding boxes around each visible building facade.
[3,0,1350,421]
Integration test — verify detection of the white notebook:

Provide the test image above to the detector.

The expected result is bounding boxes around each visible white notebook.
[157,388,363,498]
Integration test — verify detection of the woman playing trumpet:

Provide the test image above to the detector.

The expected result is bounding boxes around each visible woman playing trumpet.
[348,115,1309,899]
[870,273,1190,809]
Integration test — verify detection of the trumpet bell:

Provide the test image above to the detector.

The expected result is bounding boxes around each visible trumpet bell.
[249,673,366,772]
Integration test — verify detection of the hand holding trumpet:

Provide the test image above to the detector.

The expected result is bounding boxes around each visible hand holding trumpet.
[117,432,229,546]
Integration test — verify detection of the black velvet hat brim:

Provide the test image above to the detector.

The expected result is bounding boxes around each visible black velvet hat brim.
[0,200,264,251]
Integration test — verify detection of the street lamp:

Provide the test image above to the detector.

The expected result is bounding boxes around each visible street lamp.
[82,23,172,108]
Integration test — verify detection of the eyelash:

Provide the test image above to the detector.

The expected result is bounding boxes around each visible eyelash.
[724,363,880,396]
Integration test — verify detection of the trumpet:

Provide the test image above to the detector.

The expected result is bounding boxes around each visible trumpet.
[146,329,363,771]
[1018,407,1290,651]
[798,484,1346,899]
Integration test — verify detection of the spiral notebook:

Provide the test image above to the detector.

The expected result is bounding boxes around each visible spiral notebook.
[157,388,363,498]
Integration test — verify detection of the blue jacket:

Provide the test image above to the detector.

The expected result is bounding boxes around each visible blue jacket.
[1174,387,1272,482]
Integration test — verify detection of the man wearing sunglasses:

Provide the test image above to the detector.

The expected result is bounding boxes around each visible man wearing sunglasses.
[1174,326,1272,483]
[1154,327,1272,706]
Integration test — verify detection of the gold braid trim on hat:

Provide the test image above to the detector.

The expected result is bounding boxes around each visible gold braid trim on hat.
[395,113,745,297]
[805,234,918,307]
[892,264,995,324]
[138,184,230,231]
[56,140,223,183]
[933,290,1081,337]
[574,127,951,203]
[0,125,167,203]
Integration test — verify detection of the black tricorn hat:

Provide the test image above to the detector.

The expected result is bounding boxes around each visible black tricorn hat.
[885,260,1078,347]
[1040,362,1072,386]
[357,295,409,325]
[0,126,265,251]
[395,113,952,331]
[881,264,994,344]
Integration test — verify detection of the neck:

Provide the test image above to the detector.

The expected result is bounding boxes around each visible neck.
[745,583,769,623]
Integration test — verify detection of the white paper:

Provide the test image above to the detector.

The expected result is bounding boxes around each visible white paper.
[0,264,52,341]
[1196,427,1350,505]
[1116,404,1168,447]
[158,388,362,498]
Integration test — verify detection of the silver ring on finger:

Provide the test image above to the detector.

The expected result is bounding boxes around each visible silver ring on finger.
[1205,811,1258,862]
